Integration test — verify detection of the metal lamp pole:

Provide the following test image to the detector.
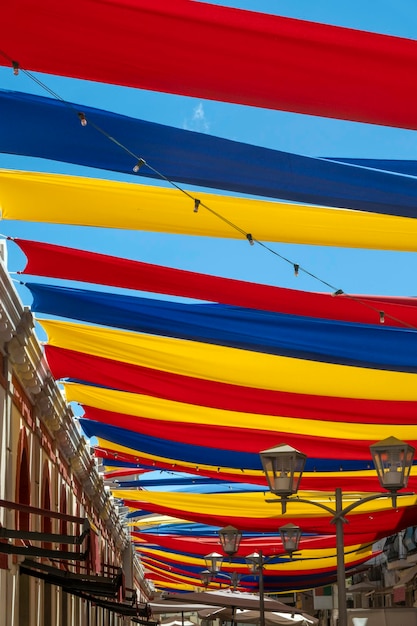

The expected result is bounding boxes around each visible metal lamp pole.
[260,437,415,626]
[335,487,347,626]
[212,524,301,626]
[245,551,266,626]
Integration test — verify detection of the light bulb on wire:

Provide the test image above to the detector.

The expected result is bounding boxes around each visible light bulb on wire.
[78,112,87,127]
[133,158,146,173]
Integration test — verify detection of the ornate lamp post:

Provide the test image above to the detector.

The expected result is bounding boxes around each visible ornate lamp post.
[204,526,243,589]
[245,525,301,626]
[245,551,266,626]
[203,537,244,626]
[207,524,301,626]
[260,437,415,626]
[204,529,241,591]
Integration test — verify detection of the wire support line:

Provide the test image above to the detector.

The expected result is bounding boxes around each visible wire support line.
[1,53,417,330]
[253,239,417,331]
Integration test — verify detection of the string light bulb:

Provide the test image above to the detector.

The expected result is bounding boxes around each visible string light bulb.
[194,198,201,213]
[332,289,344,297]
[293,264,299,277]
[246,233,254,246]
[12,61,19,76]
[379,311,385,324]
[133,158,146,173]
[77,112,87,126]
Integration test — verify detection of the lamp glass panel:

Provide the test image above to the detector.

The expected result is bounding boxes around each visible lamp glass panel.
[219,525,242,556]
[279,524,301,553]
[370,437,415,491]
[260,445,307,495]
[204,552,223,573]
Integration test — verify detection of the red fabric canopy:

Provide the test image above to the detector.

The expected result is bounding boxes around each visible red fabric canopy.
[16,239,417,326]
[132,532,373,555]
[141,552,373,581]
[2,1,417,128]
[45,345,417,427]
[123,499,417,537]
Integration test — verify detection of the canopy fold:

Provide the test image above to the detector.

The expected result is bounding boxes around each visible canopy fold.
[45,345,417,425]
[69,386,417,444]
[28,282,417,371]
[39,318,417,400]
[79,417,404,473]
[113,489,417,536]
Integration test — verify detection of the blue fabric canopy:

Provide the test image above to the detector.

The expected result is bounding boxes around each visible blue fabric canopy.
[79,419,380,472]
[108,472,263,493]
[116,479,263,493]
[4,89,417,217]
[27,282,417,371]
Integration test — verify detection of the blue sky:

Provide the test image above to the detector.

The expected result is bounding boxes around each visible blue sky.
[1,0,417,303]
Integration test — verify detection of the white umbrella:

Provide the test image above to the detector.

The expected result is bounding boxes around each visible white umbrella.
[163,589,295,612]
[198,607,317,625]
[160,617,197,626]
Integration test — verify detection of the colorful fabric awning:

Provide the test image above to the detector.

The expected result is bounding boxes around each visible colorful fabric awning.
[132,531,365,556]
[79,417,394,474]
[3,1,417,593]
[2,1,417,129]
[40,319,417,401]
[4,169,417,241]
[112,489,417,536]
[44,345,417,426]
[4,95,417,218]
[15,238,417,326]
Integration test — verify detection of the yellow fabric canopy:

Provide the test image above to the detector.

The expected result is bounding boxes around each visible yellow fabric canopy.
[64,381,417,443]
[112,489,417,520]
[127,514,187,529]
[3,169,417,250]
[41,318,417,400]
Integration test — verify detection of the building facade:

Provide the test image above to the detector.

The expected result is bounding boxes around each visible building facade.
[0,241,153,625]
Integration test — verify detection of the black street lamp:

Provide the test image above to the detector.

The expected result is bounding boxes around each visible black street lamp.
[260,437,415,626]
[370,436,415,505]
[219,525,242,557]
[200,569,212,588]
[204,551,224,574]
[279,523,302,559]
[245,524,301,626]
[245,551,266,626]
[260,443,307,513]
[211,523,301,626]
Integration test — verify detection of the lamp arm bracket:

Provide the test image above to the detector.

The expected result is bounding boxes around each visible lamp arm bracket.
[264,496,337,516]
[330,491,414,524]
[265,491,414,524]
